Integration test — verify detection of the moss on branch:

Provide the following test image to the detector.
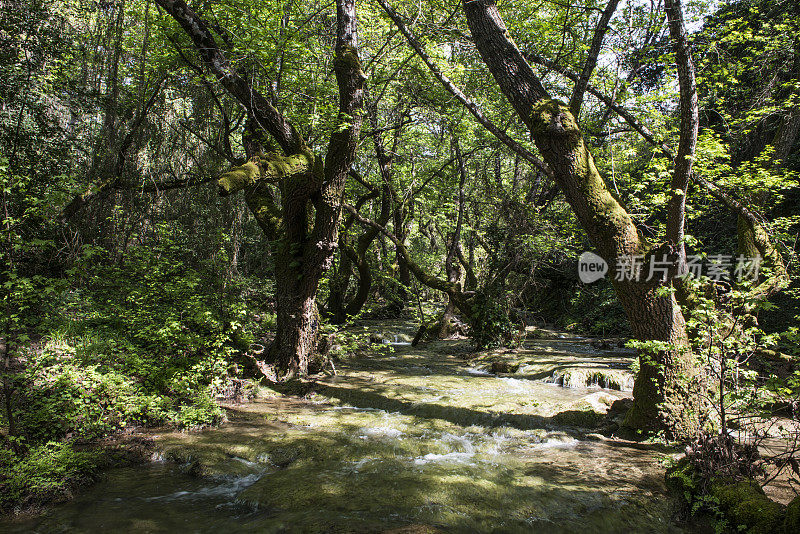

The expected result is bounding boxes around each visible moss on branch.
[218,161,261,196]
[217,152,315,197]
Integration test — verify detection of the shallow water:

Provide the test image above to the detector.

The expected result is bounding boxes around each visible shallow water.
[5,321,691,533]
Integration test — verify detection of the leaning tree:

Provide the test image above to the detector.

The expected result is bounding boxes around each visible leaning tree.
[454,0,701,437]
[375,0,704,436]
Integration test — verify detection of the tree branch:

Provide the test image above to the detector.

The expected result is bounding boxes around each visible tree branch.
[464,0,641,261]
[376,0,551,178]
[526,52,675,158]
[62,75,167,221]
[154,0,304,154]
[343,203,460,298]
[664,0,698,259]
[569,0,620,117]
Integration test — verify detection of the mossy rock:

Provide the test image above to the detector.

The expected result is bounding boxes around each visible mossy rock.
[607,398,633,420]
[784,495,800,534]
[710,479,765,511]
[163,447,260,479]
[420,315,466,342]
[728,497,785,534]
[491,360,520,374]
[264,445,302,468]
[552,409,604,428]
[711,480,786,534]
[369,333,390,344]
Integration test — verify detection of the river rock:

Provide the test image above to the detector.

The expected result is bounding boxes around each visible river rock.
[491,360,520,374]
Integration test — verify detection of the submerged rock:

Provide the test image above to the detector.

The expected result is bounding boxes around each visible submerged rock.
[552,409,605,428]
[262,446,302,468]
[491,360,520,374]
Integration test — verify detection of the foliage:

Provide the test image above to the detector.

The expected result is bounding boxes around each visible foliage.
[0,235,275,509]
[0,441,100,510]
[0,0,798,517]
[564,284,629,336]
[469,287,522,350]
[659,273,800,529]
[319,321,395,362]
[666,456,793,533]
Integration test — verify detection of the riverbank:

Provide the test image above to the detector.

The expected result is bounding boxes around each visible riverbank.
[0,433,157,520]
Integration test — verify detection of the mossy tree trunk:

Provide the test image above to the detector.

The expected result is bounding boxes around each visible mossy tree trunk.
[157,0,364,379]
[326,101,399,323]
[270,236,323,376]
[461,0,699,437]
[615,278,696,435]
[440,138,468,335]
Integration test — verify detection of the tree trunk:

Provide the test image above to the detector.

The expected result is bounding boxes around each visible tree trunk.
[269,252,321,377]
[391,204,412,311]
[326,182,390,323]
[326,241,353,324]
[461,0,698,437]
[614,279,696,436]
[159,0,364,379]
[440,137,467,335]
[771,107,800,168]
[344,244,373,318]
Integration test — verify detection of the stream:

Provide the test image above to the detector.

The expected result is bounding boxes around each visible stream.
[5,321,690,533]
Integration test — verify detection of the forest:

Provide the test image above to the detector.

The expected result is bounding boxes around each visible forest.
[1,0,799,531]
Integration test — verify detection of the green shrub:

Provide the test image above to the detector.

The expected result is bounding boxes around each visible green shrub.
[469,289,521,349]
[1,240,271,510]
[0,441,100,511]
[15,358,144,442]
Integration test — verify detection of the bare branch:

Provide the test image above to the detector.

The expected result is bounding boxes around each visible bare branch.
[343,203,454,295]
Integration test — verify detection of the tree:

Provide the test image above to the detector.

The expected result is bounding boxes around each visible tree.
[324,100,400,324]
[451,0,700,436]
[154,0,365,379]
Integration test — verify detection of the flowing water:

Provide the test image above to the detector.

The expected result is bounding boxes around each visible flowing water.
[5,321,691,533]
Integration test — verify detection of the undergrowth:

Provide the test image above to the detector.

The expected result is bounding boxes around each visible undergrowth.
[0,241,274,512]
